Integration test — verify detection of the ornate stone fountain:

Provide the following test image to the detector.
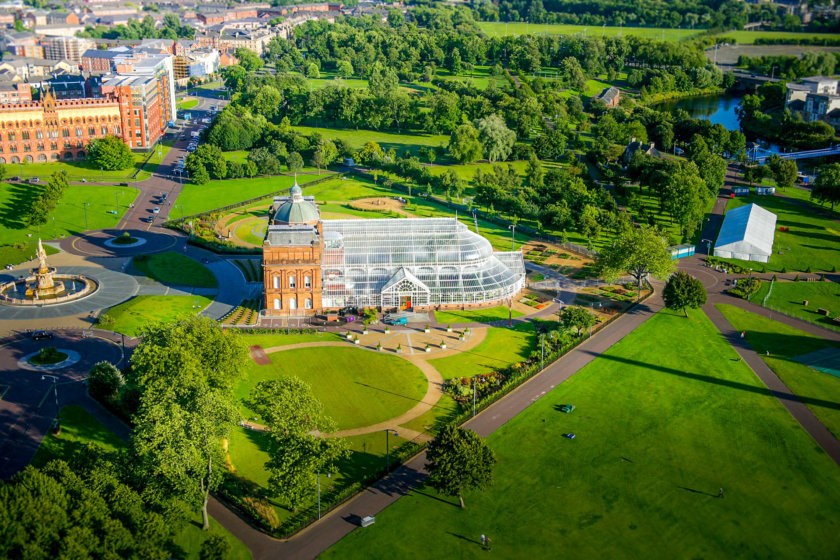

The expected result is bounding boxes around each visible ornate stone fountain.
[26,239,66,299]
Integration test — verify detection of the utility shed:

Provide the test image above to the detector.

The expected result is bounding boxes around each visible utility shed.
[714,203,777,263]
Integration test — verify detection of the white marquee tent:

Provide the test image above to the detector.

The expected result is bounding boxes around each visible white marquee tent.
[714,203,777,263]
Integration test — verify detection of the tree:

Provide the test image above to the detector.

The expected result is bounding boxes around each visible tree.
[356,141,384,166]
[186,144,227,179]
[813,163,840,209]
[287,151,304,173]
[772,158,798,191]
[664,163,707,240]
[560,305,597,336]
[448,123,483,163]
[0,162,6,183]
[336,59,354,78]
[87,135,133,170]
[235,48,263,72]
[526,153,544,189]
[249,378,348,511]
[476,114,516,162]
[87,361,124,403]
[742,164,766,188]
[191,164,210,185]
[130,316,247,530]
[425,425,495,509]
[200,535,231,560]
[305,62,320,78]
[663,271,707,317]
[597,226,675,298]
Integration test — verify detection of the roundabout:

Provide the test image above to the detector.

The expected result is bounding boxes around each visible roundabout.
[17,349,82,371]
[61,229,180,257]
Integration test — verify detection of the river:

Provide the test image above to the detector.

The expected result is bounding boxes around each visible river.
[655,94,743,131]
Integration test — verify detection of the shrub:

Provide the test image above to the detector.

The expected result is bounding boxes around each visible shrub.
[87,361,124,403]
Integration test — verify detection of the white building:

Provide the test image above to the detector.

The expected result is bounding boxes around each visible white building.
[714,203,777,263]
[786,76,840,126]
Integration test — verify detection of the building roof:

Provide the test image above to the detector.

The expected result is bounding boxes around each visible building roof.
[714,203,777,257]
[596,86,619,104]
[266,224,319,246]
[271,185,320,224]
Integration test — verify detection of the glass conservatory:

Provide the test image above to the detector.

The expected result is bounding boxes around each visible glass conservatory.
[319,218,525,309]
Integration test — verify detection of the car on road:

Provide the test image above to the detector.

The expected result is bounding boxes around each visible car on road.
[27,177,40,183]
[187,146,197,152]
[31,331,54,341]
[152,207,160,214]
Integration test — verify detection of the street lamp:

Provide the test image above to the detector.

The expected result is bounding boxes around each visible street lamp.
[508,222,516,251]
[82,202,89,230]
[41,374,60,433]
[702,238,713,256]
[384,429,398,474]
[317,472,331,519]
[589,302,601,338]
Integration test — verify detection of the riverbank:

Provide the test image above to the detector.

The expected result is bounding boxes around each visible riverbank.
[644,87,726,105]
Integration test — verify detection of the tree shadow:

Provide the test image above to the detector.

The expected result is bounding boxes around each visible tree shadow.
[677,486,718,497]
[413,488,460,508]
[0,182,44,230]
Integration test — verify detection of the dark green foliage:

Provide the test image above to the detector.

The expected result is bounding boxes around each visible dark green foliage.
[199,534,231,560]
[26,171,68,226]
[87,135,134,170]
[663,270,707,317]
[560,305,597,335]
[88,361,125,403]
[425,425,496,508]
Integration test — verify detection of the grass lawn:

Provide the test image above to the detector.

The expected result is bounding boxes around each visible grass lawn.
[236,332,342,349]
[236,346,428,431]
[175,173,332,216]
[303,176,392,201]
[430,323,535,380]
[233,218,266,246]
[177,98,199,111]
[326,308,840,559]
[173,514,252,560]
[100,295,214,336]
[30,405,125,468]
[293,126,450,157]
[433,305,525,324]
[716,30,840,44]
[13,150,162,181]
[133,251,217,288]
[717,304,840,438]
[0,182,139,266]
[479,22,701,41]
[720,193,840,273]
[753,279,840,332]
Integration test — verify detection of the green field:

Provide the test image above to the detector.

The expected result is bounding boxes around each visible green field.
[0,182,139,267]
[236,346,428,431]
[753,279,840,332]
[479,22,701,41]
[293,126,450,156]
[31,405,251,560]
[721,193,840,272]
[175,173,331,216]
[326,309,840,559]
[430,323,535,380]
[236,332,341,349]
[718,304,840,439]
[177,98,199,111]
[304,176,392,201]
[100,295,214,336]
[133,251,217,288]
[433,305,525,324]
[716,30,840,44]
[11,147,170,181]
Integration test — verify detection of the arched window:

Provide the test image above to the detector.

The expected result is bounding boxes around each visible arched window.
[24,155,32,163]
[88,126,95,136]
[64,152,73,159]
[304,275,311,288]
[289,276,296,288]
[37,154,46,162]
[289,298,297,310]
[273,298,281,310]
[75,127,82,137]
[272,276,279,289]
[76,151,85,160]
[0,157,6,164]
[10,156,19,163]
[51,153,59,160]
[305,298,312,310]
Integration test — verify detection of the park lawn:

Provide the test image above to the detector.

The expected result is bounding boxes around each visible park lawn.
[0,183,139,265]
[721,193,839,272]
[0,241,57,269]
[100,295,214,336]
[716,30,840,44]
[235,346,428,431]
[326,308,840,559]
[234,218,266,246]
[433,305,525,324]
[30,405,125,468]
[133,251,217,288]
[778,185,840,220]
[13,150,157,181]
[478,22,701,41]
[303,176,392,201]
[399,393,460,434]
[173,514,252,560]
[435,65,504,90]
[177,98,199,111]
[236,332,342,349]
[717,304,840,439]
[226,427,410,528]
[175,173,331,216]
[753,279,840,332]
[430,323,535,380]
[319,202,396,219]
[293,126,450,156]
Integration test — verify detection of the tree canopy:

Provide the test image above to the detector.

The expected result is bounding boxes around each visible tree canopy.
[425,425,495,509]
[662,271,707,317]
[597,226,675,296]
[87,136,134,171]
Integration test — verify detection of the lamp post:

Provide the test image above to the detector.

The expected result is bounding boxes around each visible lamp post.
[385,429,398,474]
[702,238,713,256]
[589,302,601,338]
[100,166,104,182]
[42,374,60,433]
[82,202,89,230]
[508,223,516,251]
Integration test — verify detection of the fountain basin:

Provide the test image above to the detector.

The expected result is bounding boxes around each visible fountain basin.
[0,274,98,306]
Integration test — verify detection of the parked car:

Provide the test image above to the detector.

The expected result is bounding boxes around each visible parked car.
[152,207,160,214]
[28,177,40,183]
[10,175,20,180]
[31,330,54,341]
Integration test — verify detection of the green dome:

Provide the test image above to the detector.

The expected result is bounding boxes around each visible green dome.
[274,197,319,224]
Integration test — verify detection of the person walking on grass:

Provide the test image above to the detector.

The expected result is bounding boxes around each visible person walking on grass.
[718,487,724,498]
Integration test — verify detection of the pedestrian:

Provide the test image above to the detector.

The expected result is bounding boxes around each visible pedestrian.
[740,331,745,339]
[480,534,486,548]
[718,487,724,498]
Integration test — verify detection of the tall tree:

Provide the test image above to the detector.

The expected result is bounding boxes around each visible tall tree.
[235,48,263,72]
[772,158,798,191]
[449,123,483,163]
[597,226,675,297]
[425,425,495,509]
[560,305,597,336]
[663,271,707,317]
[130,317,247,530]
[87,136,133,170]
[813,163,840,209]
[476,114,516,162]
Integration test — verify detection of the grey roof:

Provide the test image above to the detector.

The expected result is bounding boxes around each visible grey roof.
[597,86,619,103]
[265,225,318,247]
[715,203,777,257]
[271,187,320,224]
[82,49,122,59]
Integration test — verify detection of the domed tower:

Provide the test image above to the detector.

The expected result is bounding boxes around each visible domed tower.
[262,182,324,317]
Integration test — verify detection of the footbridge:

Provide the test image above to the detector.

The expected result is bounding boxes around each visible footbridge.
[751,145,840,164]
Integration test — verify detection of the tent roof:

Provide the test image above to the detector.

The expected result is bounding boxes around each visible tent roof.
[715,203,777,256]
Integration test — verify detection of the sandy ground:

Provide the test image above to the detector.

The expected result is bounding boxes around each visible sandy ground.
[349,197,412,216]
[522,240,593,276]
